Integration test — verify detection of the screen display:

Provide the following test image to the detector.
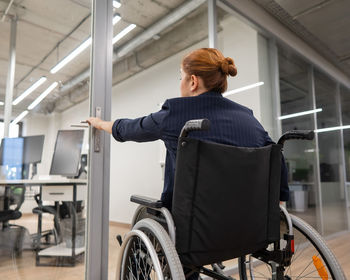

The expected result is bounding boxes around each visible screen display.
[50,130,84,177]
[0,135,45,165]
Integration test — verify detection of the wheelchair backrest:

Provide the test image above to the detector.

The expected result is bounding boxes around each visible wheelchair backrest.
[172,137,282,266]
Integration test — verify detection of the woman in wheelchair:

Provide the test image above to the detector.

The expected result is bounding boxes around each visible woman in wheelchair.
[87,48,345,280]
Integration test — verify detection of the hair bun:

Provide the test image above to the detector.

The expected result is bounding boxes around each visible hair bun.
[220,57,237,77]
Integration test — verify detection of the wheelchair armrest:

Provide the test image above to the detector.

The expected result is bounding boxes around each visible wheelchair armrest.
[130,195,163,208]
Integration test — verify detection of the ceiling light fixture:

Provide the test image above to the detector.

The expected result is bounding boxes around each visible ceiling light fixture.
[28,82,58,110]
[50,14,122,74]
[113,14,121,25]
[315,125,350,133]
[113,0,121,9]
[11,110,29,125]
[0,101,4,105]
[278,108,322,120]
[113,24,136,45]
[13,77,47,105]
[222,82,264,97]
[50,37,92,74]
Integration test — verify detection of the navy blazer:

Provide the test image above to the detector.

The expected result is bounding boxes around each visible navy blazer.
[112,91,289,210]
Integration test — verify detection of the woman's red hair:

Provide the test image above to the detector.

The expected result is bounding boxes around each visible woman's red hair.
[182,48,237,93]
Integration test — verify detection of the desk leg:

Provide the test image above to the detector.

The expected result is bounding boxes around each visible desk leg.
[71,183,77,265]
[36,185,43,266]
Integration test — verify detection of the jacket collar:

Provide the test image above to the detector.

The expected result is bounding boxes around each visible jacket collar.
[199,90,222,97]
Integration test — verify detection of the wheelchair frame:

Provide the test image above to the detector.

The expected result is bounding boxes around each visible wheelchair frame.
[116,119,346,280]
[118,201,345,280]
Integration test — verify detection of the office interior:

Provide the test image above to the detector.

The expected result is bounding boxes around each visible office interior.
[0,0,349,279]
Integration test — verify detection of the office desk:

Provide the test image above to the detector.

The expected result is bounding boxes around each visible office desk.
[0,178,87,266]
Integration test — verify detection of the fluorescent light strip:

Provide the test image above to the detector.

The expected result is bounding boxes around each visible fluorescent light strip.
[11,110,29,125]
[13,77,47,105]
[50,14,121,74]
[28,82,58,110]
[113,24,136,45]
[113,15,121,25]
[315,125,350,133]
[0,101,4,105]
[223,82,264,97]
[113,0,121,8]
[50,37,92,74]
[279,108,322,120]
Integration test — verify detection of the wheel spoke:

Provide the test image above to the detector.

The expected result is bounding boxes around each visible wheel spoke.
[249,259,270,279]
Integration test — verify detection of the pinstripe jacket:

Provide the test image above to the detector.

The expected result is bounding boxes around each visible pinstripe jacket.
[112,91,289,210]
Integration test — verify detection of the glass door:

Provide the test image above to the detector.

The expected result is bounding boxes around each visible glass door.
[0,0,95,278]
[314,69,348,235]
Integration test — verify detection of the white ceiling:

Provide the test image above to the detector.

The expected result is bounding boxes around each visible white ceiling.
[254,0,350,83]
[1,0,349,117]
[0,0,186,115]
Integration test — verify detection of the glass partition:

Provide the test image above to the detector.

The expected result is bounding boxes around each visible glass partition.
[278,47,319,229]
[341,85,350,182]
[0,0,91,278]
[340,85,350,222]
[314,70,347,235]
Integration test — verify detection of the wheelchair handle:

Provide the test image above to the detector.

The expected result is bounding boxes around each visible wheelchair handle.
[180,119,210,138]
[277,130,314,146]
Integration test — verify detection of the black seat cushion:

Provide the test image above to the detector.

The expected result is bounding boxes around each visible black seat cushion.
[0,210,22,222]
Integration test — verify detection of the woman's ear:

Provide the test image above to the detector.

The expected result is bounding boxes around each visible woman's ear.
[190,75,198,92]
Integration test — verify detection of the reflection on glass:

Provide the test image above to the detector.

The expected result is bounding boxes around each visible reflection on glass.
[0,0,91,278]
[278,46,319,229]
[340,86,350,182]
[340,85,350,126]
[344,130,350,182]
[279,47,310,116]
[315,70,347,235]
[340,85,350,221]
[314,70,339,128]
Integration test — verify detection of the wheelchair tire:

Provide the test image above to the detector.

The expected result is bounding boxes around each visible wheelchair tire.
[118,218,185,280]
[238,214,346,280]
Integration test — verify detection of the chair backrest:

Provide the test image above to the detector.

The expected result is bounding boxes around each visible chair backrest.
[172,137,282,266]
[7,186,26,211]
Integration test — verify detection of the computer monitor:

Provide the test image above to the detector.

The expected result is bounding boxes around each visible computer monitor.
[23,135,45,164]
[0,135,45,166]
[49,130,84,177]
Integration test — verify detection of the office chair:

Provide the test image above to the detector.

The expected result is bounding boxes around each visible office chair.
[32,194,61,247]
[32,154,87,248]
[0,185,26,255]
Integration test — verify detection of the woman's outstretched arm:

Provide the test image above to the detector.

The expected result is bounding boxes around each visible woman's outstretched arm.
[86,100,170,142]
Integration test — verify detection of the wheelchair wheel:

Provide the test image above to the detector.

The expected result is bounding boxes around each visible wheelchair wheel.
[238,214,346,280]
[117,218,185,280]
[132,206,152,226]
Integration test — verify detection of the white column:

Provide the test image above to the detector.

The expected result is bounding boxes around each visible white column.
[4,18,17,137]
[208,0,217,48]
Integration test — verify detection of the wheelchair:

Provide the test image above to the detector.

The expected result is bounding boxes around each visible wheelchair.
[116,119,346,280]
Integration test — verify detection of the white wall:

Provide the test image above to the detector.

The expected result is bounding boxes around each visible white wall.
[218,16,262,122]
[110,40,209,223]
[23,13,273,223]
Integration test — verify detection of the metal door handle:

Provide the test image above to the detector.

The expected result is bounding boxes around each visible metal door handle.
[94,106,101,152]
